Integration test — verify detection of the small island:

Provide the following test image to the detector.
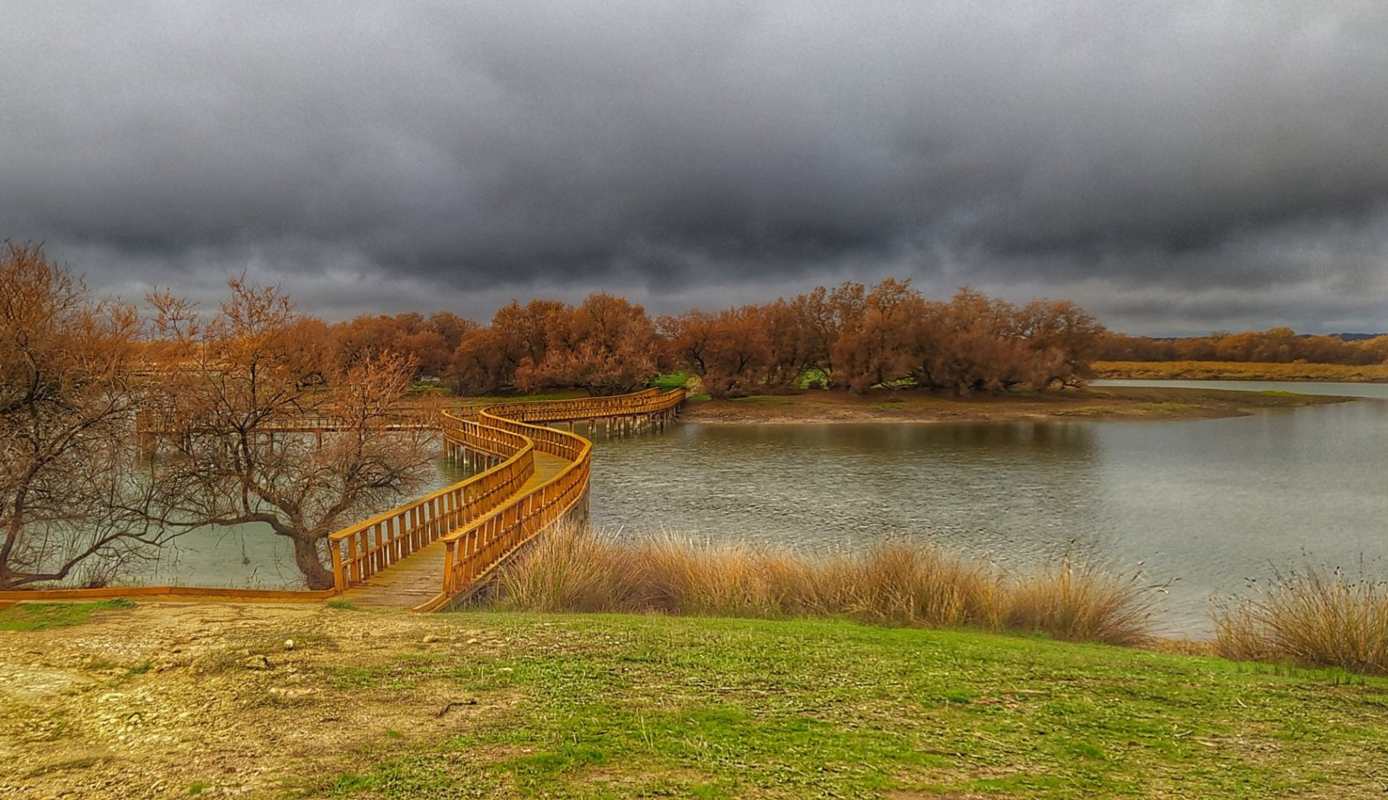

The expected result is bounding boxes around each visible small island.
[681,384,1351,424]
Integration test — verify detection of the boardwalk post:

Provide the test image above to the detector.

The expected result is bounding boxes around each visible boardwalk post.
[331,540,344,591]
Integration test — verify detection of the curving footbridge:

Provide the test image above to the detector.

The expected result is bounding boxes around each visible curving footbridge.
[331,387,686,611]
[0,388,686,610]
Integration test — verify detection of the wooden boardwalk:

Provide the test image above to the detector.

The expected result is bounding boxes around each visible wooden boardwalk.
[325,387,686,611]
[5,387,685,611]
[338,451,568,608]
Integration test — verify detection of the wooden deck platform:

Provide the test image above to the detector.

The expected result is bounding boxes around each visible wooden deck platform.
[337,451,570,609]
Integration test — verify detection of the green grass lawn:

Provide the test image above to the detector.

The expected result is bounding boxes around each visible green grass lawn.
[317,612,1388,799]
[649,371,692,390]
[0,598,135,631]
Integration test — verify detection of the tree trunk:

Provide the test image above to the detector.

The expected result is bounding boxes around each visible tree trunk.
[291,534,334,589]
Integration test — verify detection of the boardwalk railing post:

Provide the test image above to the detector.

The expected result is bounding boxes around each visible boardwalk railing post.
[331,540,345,591]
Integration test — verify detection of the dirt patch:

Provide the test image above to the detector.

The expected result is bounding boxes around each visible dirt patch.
[0,603,514,799]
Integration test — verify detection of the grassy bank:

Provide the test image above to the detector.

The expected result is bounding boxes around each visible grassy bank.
[2,601,1387,798]
[1094,360,1388,382]
[0,598,134,631]
[681,385,1350,424]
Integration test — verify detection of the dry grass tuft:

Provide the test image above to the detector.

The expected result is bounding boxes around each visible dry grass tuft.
[836,543,1004,629]
[1213,565,1388,675]
[495,525,1157,646]
[1005,558,1157,646]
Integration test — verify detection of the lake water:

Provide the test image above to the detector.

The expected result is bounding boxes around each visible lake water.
[124,380,1388,637]
[588,381,1388,636]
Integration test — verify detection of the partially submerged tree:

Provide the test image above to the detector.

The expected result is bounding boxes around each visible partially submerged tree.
[145,280,434,588]
[0,242,168,588]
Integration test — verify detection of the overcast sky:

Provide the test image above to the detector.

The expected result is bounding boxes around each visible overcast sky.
[2,2,1386,334]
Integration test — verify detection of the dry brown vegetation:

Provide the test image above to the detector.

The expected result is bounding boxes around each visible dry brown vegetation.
[1098,327,1388,365]
[1214,565,1388,675]
[447,280,1105,398]
[493,525,1158,646]
[186,297,1388,396]
[1095,359,1388,382]
[661,282,1104,397]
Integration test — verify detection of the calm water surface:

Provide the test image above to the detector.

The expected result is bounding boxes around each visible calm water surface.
[589,381,1388,636]
[134,381,1388,636]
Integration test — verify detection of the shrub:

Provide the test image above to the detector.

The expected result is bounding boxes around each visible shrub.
[1005,558,1157,646]
[1213,565,1388,675]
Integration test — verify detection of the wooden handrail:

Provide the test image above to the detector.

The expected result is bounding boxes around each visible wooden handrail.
[326,386,686,600]
[326,426,534,591]
[425,387,685,608]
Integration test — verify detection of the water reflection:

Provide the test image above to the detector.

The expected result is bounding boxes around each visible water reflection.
[591,421,1105,565]
[592,396,1388,636]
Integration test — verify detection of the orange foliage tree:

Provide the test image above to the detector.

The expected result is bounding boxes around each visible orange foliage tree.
[0,243,171,588]
[662,281,1106,396]
[143,280,434,589]
[333,311,476,378]
[1097,327,1388,365]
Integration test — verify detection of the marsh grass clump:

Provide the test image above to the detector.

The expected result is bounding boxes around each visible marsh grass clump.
[493,520,634,612]
[494,525,1157,645]
[1004,558,1158,646]
[833,543,1004,629]
[1213,565,1388,675]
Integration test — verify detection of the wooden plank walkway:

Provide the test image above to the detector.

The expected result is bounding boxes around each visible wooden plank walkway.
[338,451,569,609]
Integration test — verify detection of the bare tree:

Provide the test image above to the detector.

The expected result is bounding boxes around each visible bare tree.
[0,242,172,588]
[145,279,433,589]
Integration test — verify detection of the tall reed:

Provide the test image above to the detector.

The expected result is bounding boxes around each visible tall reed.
[1213,565,1388,675]
[493,525,1156,646]
[1005,558,1158,646]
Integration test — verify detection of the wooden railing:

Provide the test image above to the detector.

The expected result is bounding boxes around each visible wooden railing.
[327,386,686,606]
[327,429,535,590]
[432,422,592,607]
[481,388,663,423]
[425,387,685,609]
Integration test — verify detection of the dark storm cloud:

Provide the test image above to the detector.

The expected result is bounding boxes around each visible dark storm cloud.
[2,1,1387,332]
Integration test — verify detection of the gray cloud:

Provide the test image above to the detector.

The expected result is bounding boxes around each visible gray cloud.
[2,1,1386,333]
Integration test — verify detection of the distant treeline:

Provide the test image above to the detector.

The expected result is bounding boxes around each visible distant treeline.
[204,281,1107,398]
[1097,329,1388,365]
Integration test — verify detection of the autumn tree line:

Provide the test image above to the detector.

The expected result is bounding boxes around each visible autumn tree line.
[313,282,1108,398]
[228,297,1388,394]
[1097,329,1388,365]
